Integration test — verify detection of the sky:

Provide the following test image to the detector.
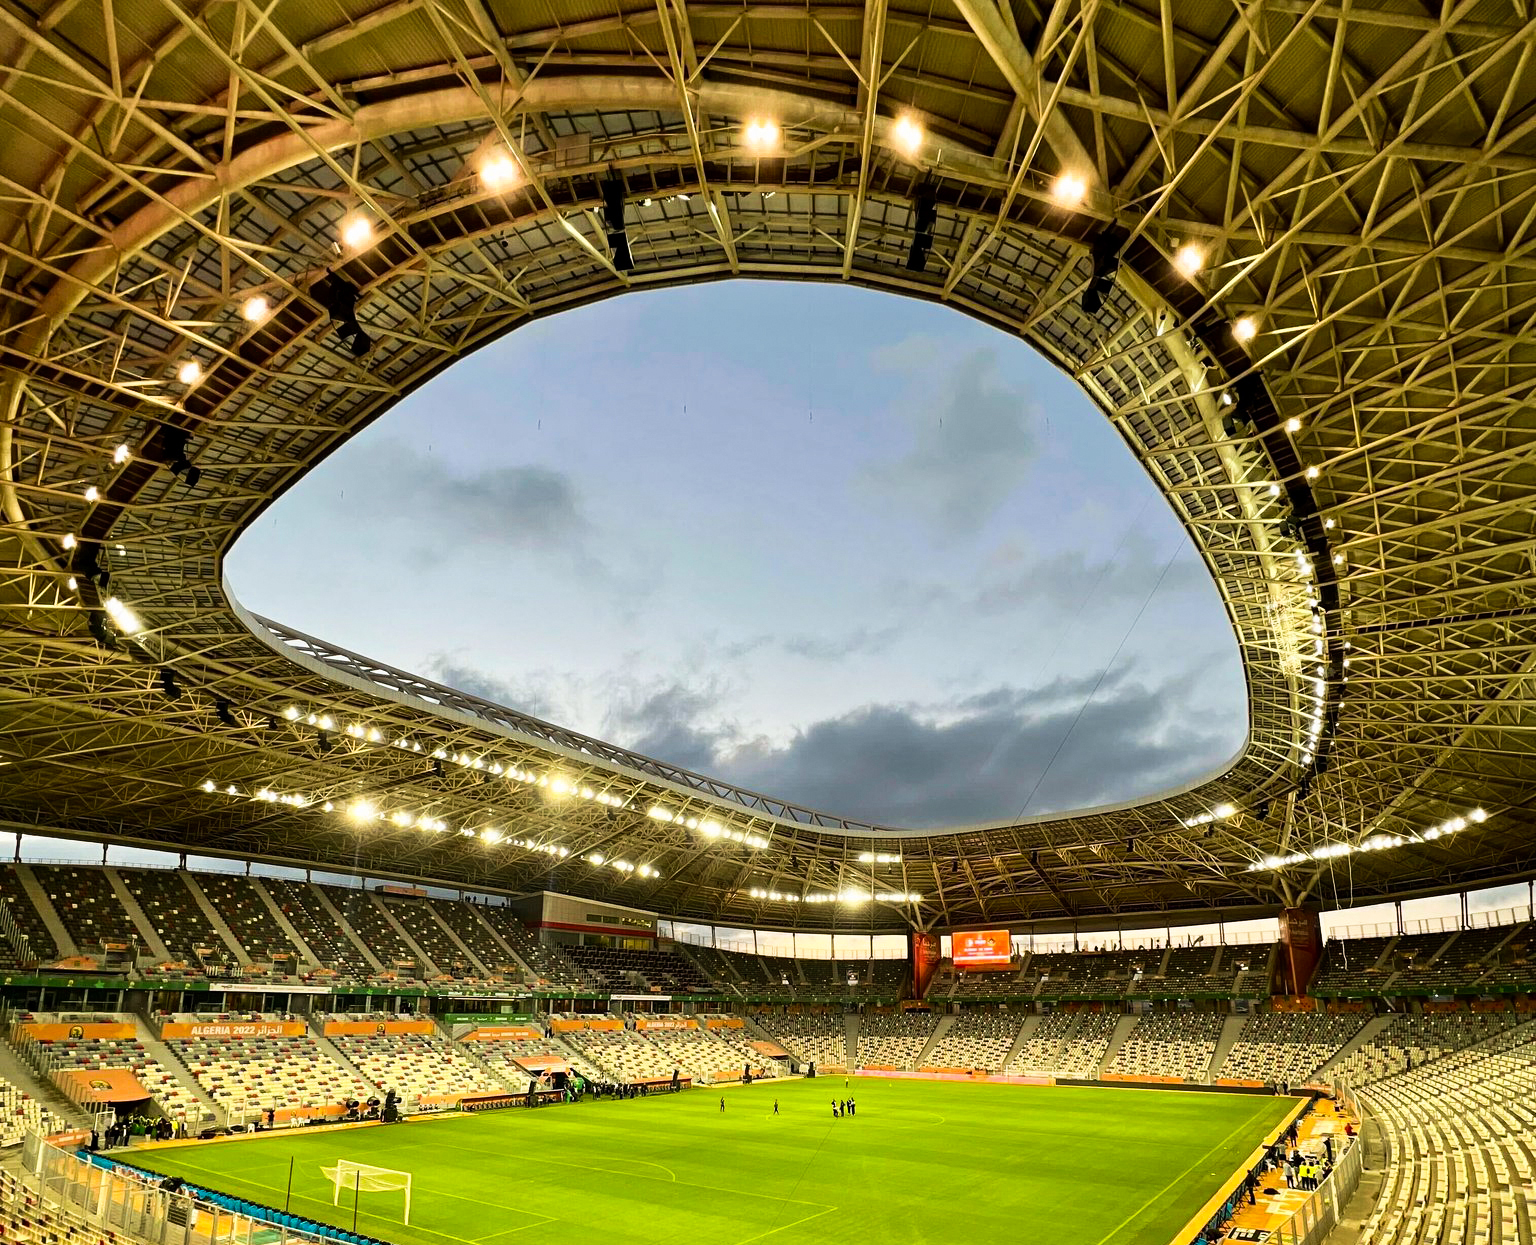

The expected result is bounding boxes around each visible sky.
[224,280,1250,829]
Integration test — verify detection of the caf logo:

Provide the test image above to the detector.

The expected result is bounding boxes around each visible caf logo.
[68,1026,84,1040]
[89,1079,109,1091]
[375,1023,386,1036]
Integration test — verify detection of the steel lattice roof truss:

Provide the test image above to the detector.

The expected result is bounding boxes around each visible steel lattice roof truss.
[0,0,1533,932]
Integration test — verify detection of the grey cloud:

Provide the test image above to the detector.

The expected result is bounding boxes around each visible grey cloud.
[419,655,566,722]
[862,347,1039,538]
[332,439,588,552]
[972,536,1214,618]
[602,680,738,774]
[715,676,1241,827]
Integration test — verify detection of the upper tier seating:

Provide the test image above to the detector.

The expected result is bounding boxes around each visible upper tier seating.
[0,865,59,962]
[381,899,474,977]
[565,945,712,993]
[167,1030,372,1117]
[1311,937,1397,994]
[323,888,419,972]
[1218,1012,1367,1084]
[1332,1013,1522,1085]
[1353,1021,1536,1245]
[1010,1012,1075,1073]
[33,867,141,954]
[192,874,303,968]
[476,907,587,988]
[1105,1012,1225,1081]
[759,1015,846,1068]
[856,1013,937,1069]
[121,870,229,967]
[259,878,368,974]
[923,1012,1023,1071]
[330,1027,505,1103]
[431,900,524,978]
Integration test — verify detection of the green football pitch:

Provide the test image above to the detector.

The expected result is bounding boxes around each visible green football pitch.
[127,1078,1294,1245]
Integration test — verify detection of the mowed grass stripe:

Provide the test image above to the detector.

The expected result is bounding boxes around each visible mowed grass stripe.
[129,1078,1292,1245]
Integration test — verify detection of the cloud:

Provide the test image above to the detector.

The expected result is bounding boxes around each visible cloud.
[862,347,1040,537]
[419,655,566,722]
[971,536,1215,618]
[711,673,1241,827]
[604,681,738,774]
[328,439,588,552]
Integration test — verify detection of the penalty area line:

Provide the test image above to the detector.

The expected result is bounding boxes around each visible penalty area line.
[732,1203,838,1245]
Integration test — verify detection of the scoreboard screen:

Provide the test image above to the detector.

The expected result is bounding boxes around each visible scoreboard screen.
[953,929,1013,968]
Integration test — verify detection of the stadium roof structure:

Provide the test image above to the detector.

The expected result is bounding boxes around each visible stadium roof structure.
[2,0,1535,935]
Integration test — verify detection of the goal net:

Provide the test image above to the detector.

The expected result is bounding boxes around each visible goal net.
[322,1161,412,1224]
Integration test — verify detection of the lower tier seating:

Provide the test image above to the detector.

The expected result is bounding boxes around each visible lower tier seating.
[1105,1012,1224,1081]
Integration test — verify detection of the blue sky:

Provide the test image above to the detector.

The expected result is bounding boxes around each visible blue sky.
[226,281,1248,827]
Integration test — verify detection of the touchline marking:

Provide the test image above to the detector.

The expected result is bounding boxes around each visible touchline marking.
[1089,1105,1276,1245]
[732,1203,839,1245]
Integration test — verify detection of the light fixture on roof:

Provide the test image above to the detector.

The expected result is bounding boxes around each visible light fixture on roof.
[480,152,519,190]
[241,295,270,323]
[113,443,130,465]
[176,360,202,385]
[102,596,140,635]
[61,532,77,550]
[1232,316,1259,343]
[1305,465,1320,480]
[348,800,377,823]
[1051,172,1088,207]
[906,181,938,272]
[340,215,373,250]
[891,115,924,157]
[1173,243,1204,277]
[743,118,780,150]
[1286,417,1302,432]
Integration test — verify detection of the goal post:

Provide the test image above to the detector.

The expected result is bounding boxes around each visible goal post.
[322,1160,412,1224]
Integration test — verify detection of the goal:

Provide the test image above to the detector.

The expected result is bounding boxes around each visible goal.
[322,1160,412,1224]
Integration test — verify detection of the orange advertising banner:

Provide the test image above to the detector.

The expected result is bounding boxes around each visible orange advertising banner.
[586,1019,623,1032]
[461,1026,544,1042]
[704,1017,745,1029]
[160,1021,306,1039]
[323,1020,434,1037]
[549,1018,586,1033]
[58,1068,149,1102]
[953,929,1013,969]
[26,1023,136,1041]
[634,1017,697,1031]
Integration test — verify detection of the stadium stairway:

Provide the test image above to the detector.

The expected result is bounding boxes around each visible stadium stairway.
[460,907,532,979]
[844,1015,859,1068]
[136,1022,221,1121]
[11,864,75,958]
[914,1016,956,1068]
[103,870,169,962]
[249,879,320,967]
[1206,1015,1249,1083]
[1315,1016,1396,1079]
[1096,1015,1142,1078]
[0,1030,88,1129]
[309,885,384,973]
[1001,1014,1043,1071]
[180,874,251,968]
[310,1031,372,1087]
[366,893,439,976]
[425,907,490,977]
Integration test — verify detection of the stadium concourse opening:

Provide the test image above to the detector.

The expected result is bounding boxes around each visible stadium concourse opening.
[225,280,1249,831]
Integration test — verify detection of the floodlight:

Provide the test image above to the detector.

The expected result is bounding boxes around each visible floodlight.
[743,118,780,150]
[176,360,202,385]
[1232,316,1259,343]
[159,667,181,700]
[906,183,938,272]
[340,215,373,249]
[1081,226,1127,314]
[1051,172,1088,207]
[214,699,238,728]
[241,295,270,322]
[1173,243,1204,277]
[891,115,923,156]
[480,153,519,190]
